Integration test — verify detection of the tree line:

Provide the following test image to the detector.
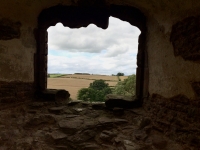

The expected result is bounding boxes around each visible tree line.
[77,74,136,102]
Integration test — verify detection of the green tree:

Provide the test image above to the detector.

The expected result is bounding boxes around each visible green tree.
[114,74,136,96]
[117,72,124,76]
[77,79,112,102]
[89,79,109,90]
[77,88,96,101]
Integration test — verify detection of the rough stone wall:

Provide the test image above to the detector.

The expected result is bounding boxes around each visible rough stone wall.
[0,1,200,146]
[0,17,35,104]
[145,94,200,148]
[0,81,34,109]
[147,16,200,99]
[1,0,200,96]
[143,13,200,148]
[0,19,35,82]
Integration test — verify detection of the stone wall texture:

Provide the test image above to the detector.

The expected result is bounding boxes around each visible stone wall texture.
[0,81,34,109]
[0,18,21,40]
[145,94,200,148]
[0,0,200,147]
[171,16,200,61]
[0,0,200,98]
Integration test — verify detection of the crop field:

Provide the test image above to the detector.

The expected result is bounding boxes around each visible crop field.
[47,74,128,100]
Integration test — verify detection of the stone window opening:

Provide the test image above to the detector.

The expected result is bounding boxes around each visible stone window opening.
[46,17,140,102]
[35,5,148,107]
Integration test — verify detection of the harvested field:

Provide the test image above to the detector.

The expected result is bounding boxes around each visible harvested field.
[47,75,128,100]
[62,74,120,81]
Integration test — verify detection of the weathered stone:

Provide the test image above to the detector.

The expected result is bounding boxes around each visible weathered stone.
[151,135,168,149]
[100,130,117,141]
[105,94,140,109]
[42,89,70,101]
[29,102,45,109]
[192,82,200,97]
[132,130,148,141]
[0,18,21,40]
[0,98,188,149]
[83,119,98,129]
[98,117,113,124]
[16,139,33,150]
[0,81,33,107]
[48,106,66,114]
[80,129,97,141]
[26,114,55,126]
[145,93,200,147]
[68,100,82,106]
[55,146,68,150]
[139,117,151,129]
[129,108,145,115]
[189,135,200,147]
[86,110,100,118]
[58,118,84,134]
[68,129,97,143]
[65,115,80,118]
[98,117,128,125]
[79,143,100,150]
[92,102,106,110]
[171,16,200,61]
[81,102,92,107]
[0,146,7,150]
[63,109,73,114]
[113,107,124,115]
[73,108,85,112]
[48,130,67,141]
[123,140,135,149]
[46,130,68,145]
[114,119,128,124]
[33,130,46,138]
[27,109,37,114]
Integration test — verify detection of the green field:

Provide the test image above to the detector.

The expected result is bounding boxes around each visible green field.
[48,74,66,78]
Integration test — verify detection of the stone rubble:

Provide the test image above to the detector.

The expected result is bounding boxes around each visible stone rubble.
[0,100,185,150]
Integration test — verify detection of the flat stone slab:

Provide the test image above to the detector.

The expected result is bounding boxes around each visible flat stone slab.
[73,108,85,112]
[100,130,117,141]
[79,143,100,150]
[67,100,82,106]
[29,102,45,108]
[98,117,128,125]
[92,103,106,110]
[65,115,80,118]
[48,130,67,140]
[48,106,66,114]
[98,117,114,124]
[58,117,84,134]
[26,114,55,126]
[105,94,141,109]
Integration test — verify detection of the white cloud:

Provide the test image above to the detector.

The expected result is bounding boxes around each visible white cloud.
[47,17,140,75]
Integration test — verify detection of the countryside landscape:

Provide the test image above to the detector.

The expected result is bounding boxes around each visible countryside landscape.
[47,73,129,100]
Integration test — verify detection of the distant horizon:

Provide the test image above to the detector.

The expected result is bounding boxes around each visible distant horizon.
[47,72,135,76]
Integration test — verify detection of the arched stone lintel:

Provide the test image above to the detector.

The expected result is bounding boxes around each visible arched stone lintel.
[38,5,146,31]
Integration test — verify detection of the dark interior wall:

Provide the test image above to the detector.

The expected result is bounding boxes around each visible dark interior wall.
[144,15,200,148]
[0,18,35,109]
[0,1,200,147]
[0,81,34,109]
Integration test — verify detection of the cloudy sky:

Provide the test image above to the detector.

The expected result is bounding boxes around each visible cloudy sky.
[47,17,140,76]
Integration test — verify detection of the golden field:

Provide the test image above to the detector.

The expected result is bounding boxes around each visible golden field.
[47,74,128,100]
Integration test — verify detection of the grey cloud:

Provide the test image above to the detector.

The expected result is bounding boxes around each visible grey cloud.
[48,17,140,55]
[47,17,140,75]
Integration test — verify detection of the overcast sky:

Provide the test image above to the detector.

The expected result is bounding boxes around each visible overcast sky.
[47,17,140,76]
